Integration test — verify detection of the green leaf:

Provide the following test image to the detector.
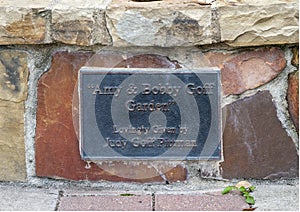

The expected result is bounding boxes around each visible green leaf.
[239,186,247,193]
[249,186,256,192]
[245,195,255,205]
[222,186,237,195]
[243,192,250,197]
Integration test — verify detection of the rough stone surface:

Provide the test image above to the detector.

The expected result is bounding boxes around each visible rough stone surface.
[221,47,286,96]
[58,195,152,211]
[106,0,212,47]
[0,0,110,9]
[253,184,299,211]
[287,71,299,132]
[0,8,49,45]
[155,192,249,211]
[217,0,299,46]
[52,9,111,46]
[0,50,28,181]
[0,0,297,47]
[0,184,58,211]
[221,91,299,179]
[35,51,186,182]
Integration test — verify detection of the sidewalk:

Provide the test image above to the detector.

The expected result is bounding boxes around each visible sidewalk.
[0,180,298,211]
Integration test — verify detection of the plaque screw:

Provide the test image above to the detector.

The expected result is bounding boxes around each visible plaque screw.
[85,161,92,169]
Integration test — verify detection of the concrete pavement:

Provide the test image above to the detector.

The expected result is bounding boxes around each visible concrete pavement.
[0,179,298,211]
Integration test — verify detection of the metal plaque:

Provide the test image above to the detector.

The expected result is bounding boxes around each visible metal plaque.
[79,68,221,160]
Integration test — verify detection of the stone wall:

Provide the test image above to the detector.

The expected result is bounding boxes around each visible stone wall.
[0,0,298,183]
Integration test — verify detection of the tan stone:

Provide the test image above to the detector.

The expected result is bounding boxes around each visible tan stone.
[217,0,299,46]
[0,0,108,9]
[287,71,299,132]
[52,9,111,46]
[0,8,50,45]
[0,101,27,181]
[0,50,28,181]
[292,47,299,67]
[107,0,212,47]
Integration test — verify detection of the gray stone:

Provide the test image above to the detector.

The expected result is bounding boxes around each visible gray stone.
[253,184,299,211]
[0,185,58,211]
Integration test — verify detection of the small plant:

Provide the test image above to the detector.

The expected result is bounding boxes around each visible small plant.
[120,193,136,196]
[222,181,256,206]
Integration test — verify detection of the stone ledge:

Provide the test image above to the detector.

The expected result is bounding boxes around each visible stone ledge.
[0,0,298,46]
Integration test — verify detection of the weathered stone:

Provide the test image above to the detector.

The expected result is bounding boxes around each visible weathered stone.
[0,50,29,102]
[0,0,109,9]
[221,47,286,96]
[35,51,186,182]
[287,71,299,132]
[217,0,299,46]
[106,0,212,47]
[0,50,28,181]
[52,9,111,46]
[292,47,299,68]
[221,91,299,179]
[203,51,234,68]
[0,8,49,45]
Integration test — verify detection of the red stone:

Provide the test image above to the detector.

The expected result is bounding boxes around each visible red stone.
[221,47,286,96]
[287,71,299,132]
[155,193,249,211]
[221,91,298,179]
[35,51,186,182]
[58,195,152,211]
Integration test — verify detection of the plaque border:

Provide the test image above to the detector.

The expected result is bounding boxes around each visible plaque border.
[78,67,222,161]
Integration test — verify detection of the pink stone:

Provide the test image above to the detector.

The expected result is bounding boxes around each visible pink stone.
[222,91,298,179]
[221,47,286,95]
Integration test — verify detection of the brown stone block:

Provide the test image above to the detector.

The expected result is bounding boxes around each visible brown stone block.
[35,51,185,182]
[0,8,49,45]
[52,9,111,46]
[221,91,298,179]
[221,47,286,96]
[287,71,299,132]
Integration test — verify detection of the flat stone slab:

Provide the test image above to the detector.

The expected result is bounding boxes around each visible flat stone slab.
[0,182,298,211]
[0,184,58,211]
[253,184,299,211]
[155,192,250,211]
[58,195,152,211]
